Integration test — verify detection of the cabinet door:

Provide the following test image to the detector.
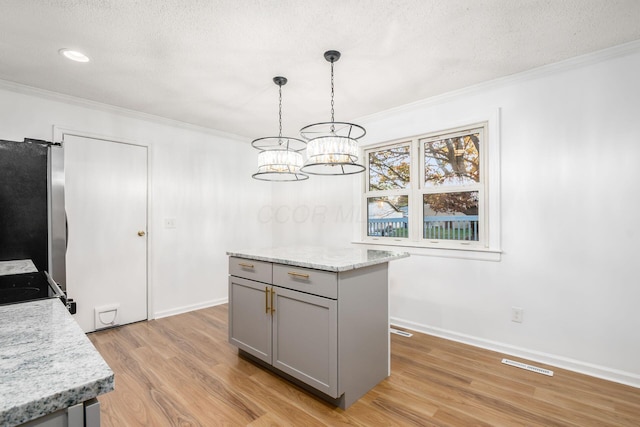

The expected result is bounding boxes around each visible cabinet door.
[228,277,272,363]
[272,286,338,398]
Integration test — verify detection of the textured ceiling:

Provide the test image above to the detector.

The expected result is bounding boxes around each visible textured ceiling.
[1,0,640,140]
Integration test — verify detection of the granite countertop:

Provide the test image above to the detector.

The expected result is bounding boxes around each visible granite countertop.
[227,246,410,272]
[0,260,38,276]
[0,299,114,426]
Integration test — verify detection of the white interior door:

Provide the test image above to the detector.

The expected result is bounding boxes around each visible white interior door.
[64,134,148,333]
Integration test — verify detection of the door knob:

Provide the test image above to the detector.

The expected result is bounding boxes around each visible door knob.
[138,231,146,236]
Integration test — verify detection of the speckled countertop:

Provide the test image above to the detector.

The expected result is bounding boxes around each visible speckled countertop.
[0,298,114,426]
[0,259,37,276]
[227,246,410,272]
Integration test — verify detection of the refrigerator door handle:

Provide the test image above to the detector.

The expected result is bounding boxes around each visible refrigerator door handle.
[65,210,68,250]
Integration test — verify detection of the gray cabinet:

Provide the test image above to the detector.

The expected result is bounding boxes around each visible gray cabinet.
[228,255,389,409]
[228,276,272,363]
[272,286,338,397]
[20,399,100,427]
[228,258,338,397]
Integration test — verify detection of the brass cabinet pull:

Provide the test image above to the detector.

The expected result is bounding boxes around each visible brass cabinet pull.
[137,231,146,236]
[288,271,310,279]
[270,288,276,314]
[265,286,269,313]
[239,262,254,268]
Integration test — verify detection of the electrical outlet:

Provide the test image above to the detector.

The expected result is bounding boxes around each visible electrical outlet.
[511,307,524,323]
[164,218,176,229]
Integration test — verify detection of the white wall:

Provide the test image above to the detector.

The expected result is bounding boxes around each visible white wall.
[268,176,359,247]
[0,84,273,317]
[2,40,638,387]
[271,43,640,387]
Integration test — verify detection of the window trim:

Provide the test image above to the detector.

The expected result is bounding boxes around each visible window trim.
[359,111,501,258]
[419,124,486,247]
[364,139,412,242]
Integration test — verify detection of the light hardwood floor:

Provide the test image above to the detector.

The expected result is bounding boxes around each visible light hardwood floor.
[88,304,640,426]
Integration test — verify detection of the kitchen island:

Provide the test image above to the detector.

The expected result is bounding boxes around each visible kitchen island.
[226,246,409,409]
[0,298,114,426]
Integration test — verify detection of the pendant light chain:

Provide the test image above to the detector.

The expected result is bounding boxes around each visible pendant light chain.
[330,60,335,131]
[278,84,283,139]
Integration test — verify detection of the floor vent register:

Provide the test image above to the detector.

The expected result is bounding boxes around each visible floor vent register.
[390,328,413,337]
[502,358,554,376]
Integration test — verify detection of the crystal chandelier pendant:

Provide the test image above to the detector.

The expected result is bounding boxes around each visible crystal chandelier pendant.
[300,50,365,176]
[252,77,308,181]
[254,147,305,180]
[301,122,365,175]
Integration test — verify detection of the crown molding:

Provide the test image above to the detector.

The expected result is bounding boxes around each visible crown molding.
[0,79,247,143]
[356,39,640,124]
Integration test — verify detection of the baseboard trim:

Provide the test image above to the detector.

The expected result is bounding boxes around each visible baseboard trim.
[390,317,640,389]
[153,298,228,319]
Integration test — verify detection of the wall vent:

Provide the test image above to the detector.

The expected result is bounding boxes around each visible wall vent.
[390,328,413,337]
[502,358,554,376]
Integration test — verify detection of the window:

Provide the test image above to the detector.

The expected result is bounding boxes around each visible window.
[363,122,493,251]
[367,143,411,238]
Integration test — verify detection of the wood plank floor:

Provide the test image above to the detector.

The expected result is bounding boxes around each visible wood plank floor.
[88,304,640,426]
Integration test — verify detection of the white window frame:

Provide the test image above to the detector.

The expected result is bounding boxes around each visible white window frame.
[360,116,501,260]
[363,139,412,241]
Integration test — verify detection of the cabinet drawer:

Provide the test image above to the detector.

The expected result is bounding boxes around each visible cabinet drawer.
[273,264,337,299]
[229,257,272,283]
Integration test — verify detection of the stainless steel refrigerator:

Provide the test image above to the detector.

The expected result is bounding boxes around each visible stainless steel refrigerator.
[0,138,67,304]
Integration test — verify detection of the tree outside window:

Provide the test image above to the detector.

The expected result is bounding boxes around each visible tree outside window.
[364,124,487,247]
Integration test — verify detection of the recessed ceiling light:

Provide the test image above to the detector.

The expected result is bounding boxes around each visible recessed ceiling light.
[59,48,90,63]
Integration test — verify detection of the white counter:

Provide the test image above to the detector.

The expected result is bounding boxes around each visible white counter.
[0,298,114,426]
[226,246,409,272]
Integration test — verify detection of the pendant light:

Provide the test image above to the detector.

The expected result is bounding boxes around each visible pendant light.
[300,50,365,175]
[252,76,308,181]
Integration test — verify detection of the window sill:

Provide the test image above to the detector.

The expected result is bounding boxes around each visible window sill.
[352,240,502,262]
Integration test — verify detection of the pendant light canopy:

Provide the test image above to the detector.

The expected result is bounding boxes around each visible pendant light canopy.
[300,50,366,176]
[252,76,308,181]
